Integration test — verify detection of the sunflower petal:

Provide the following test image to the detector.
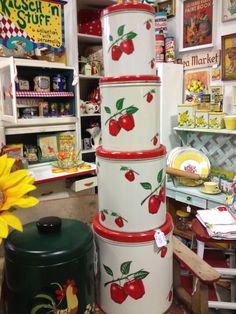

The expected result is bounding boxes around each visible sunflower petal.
[12,196,39,208]
[1,211,23,232]
[5,184,36,199]
[2,158,15,177]
[2,170,30,190]
[0,155,7,176]
[0,217,9,238]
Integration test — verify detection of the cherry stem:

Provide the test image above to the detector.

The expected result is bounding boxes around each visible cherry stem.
[108,31,134,52]
[104,269,144,287]
[105,106,134,125]
[141,180,164,206]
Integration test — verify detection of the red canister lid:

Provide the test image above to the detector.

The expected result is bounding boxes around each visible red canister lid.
[96,145,166,160]
[100,75,160,84]
[93,212,173,243]
[101,3,155,17]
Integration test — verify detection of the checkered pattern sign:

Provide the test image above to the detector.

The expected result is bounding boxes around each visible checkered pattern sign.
[0,15,33,41]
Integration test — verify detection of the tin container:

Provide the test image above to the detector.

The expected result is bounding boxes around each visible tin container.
[155,35,165,63]
[100,76,160,151]
[93,212,173,314]
[53,74,66,92]
[96,145,166,232]
[195,109,209,128]
[33,75,50,92]
[165,37,175,63]
[101,3,156,76]
[177,104,197,128]
[209,112,225,129]
[3,217,95,314]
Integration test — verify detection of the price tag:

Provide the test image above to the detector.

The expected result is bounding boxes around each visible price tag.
[154,230,167,248]
[187,205,191,213]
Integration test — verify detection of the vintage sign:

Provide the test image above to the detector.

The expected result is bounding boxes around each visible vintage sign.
[0,0,66,54]
[180,50,220,69]
[183,0,213,49]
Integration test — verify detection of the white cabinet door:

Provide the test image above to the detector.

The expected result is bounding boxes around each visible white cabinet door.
[0,57,17,123]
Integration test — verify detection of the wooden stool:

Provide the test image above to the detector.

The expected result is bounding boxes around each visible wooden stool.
[192,218,236,311]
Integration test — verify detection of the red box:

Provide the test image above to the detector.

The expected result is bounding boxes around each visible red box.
[78,9,102,36]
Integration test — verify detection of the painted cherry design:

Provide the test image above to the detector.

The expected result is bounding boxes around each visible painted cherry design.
[125,170,135,182]
[161,246,168,258]
[115,216,124,228]
[124,279,145,300]
[110,283,127,304]
[153,136,158,146]
[120,39,134,55]
[168,290,173,302]
[109,119,121,136]
[218,206,228,212]
[159,185,165,203]
[112,45,122,61]
[146,21,151,30]
[118,114,135,131]
[148,195,161,214]
[101,212,106,221]
[146,92,153,103]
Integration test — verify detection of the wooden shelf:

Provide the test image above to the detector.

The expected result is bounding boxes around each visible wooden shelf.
[16,91,74,98]
[82,149,96,154]
[80,113,101,117]
[5,123,76,135]
[78,33,102,43]
[174,227,192,240]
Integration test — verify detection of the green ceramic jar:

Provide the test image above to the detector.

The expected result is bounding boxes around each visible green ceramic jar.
[3,216,95,314]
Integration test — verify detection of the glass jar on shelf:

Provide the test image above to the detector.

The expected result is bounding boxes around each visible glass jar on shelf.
[175,210,191,231]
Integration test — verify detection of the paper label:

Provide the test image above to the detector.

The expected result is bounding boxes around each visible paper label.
[154,230,167,248]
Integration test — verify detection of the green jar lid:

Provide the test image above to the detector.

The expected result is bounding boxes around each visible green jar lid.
[4,217,93,266]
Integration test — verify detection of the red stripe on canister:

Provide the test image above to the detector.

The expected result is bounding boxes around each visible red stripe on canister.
[101,3,155,17]
[100,75,160,84]
[93,212,173,243]
[96,145,166,160]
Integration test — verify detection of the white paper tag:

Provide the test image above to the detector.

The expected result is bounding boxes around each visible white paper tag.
[154,230,167,248]
[187,205,191,213]
[72,70,79,86]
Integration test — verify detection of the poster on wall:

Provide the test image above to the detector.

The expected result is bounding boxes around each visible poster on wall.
[183,0,213,50]
[222,0,236,22]
[222,33,236,81]
[0,0,66,58]
[184,70,209,102]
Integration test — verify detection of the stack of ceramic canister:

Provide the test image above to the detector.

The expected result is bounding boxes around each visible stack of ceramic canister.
[92,2,173,314]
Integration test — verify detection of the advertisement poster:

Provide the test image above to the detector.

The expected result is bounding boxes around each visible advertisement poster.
[0,0,66,56]
[183,0,213,49]
[184,70,209,102]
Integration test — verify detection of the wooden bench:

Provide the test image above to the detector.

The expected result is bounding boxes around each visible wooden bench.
[173,236,220,314]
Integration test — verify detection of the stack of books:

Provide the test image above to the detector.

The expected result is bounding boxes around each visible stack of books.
[196,206,236,240]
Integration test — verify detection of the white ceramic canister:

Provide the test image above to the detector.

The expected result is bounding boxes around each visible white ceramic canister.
[93,212,173,314]
[96,145,166,232]
[100,76,160,152]
[101,3,156,76]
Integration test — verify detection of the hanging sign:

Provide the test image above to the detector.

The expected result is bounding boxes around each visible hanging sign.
[0,0,66,55]
[180,50,221,70]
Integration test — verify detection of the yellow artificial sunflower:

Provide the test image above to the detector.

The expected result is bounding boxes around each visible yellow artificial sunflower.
[0,154,39,244]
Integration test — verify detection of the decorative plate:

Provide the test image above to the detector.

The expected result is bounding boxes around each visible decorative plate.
[200,187,221,195]
[169,147,210,187]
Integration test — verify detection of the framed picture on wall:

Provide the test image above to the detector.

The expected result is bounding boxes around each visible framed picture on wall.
[208,86,224,102]
[37,134,59,162]
[156,0,175,18]
[179,0,214,52]
[222,33,236,81]
[222,0,236,22]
